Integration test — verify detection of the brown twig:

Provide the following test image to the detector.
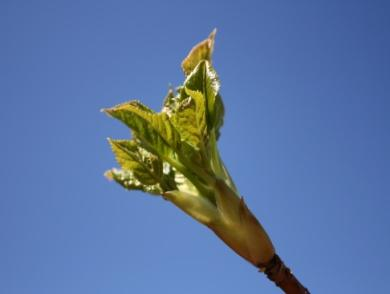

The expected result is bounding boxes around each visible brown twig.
[260,254,310,294]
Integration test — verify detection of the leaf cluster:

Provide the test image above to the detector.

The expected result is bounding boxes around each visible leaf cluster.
[104,30,275,266]
[104,30,232,202]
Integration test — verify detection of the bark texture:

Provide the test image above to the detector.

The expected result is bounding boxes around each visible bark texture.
[261,254,310,294]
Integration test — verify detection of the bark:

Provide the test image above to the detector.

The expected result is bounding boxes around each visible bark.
[260,254,310,294]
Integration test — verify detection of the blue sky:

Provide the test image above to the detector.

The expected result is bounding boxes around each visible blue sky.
[1,1,389,293]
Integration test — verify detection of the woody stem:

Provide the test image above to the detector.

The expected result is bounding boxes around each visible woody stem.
[261,254,310,294]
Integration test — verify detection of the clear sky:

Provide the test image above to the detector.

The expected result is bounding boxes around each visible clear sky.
[1,1,389,293]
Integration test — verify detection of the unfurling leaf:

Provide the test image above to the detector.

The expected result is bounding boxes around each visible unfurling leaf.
[107,139,177,193]
[171,94,207,150]
[109,139,162,185]
[104,101,181,159]
[181,29,216,76]
[105,169,163,195]
[104,30,275,268]
[184,60,224,138]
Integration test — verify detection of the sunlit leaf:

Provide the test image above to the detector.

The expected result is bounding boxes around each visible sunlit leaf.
[104,101,181,159]
[109,139,162,185]
[184,60,224,138]
[105,169,163,195]
[181,29,216,76]
[171,94,207,149]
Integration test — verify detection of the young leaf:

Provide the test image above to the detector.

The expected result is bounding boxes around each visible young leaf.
[105,169,163,195]
[184,60,224,138]
[108,139,177,192]
[103,101,181,159]
[161,87,177,115]
[181,29,216,76]
[109,139,163,186]
[171,94,207,150]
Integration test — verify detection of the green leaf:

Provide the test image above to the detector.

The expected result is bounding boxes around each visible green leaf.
[181,29,216,76]
[171,94,207,150]
[105,168,163,195]
[161,86,177,115]
[184,60,224,139]
[103,101,181,159]
[109,139,163,186]
[213,94,224,139]
[108,139,178,193]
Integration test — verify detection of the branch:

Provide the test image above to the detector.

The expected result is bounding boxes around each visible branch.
[260,254,310,294]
